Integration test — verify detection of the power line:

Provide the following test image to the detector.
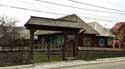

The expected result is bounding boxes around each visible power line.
[0,2,117,22]
[11,0,117,18]
[0,3,66,15]
[4,0,119,20]
[36,0,125,14]
[80,16,115,22]
[69,0,125,12]
[13,0,125,22]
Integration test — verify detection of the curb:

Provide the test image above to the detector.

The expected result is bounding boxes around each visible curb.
[0,64,33,69]
[33,57,125,69]
[0,57,125,69]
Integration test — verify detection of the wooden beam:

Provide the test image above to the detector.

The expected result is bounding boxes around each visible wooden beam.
[25,24,80,32]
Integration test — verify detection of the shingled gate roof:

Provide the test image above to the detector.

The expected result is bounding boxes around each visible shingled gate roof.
[25,16,81,29]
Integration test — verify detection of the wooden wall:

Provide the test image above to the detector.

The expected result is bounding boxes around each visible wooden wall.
[78,33,97,47]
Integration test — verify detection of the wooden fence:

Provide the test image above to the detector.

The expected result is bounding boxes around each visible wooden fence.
[78,47,125,59]
[0,46,30,66]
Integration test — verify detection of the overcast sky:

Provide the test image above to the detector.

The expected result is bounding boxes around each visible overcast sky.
[0,0,125,28]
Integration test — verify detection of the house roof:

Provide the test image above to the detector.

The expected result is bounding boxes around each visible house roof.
[35,14,99,35]
[58,14,99,34]
[112,22,125,33]
[88,22,115,37]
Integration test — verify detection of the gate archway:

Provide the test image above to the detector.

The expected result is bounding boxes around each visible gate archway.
[25,16,81,63]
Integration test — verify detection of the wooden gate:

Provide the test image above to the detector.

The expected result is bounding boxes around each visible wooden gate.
[64,32,78,60]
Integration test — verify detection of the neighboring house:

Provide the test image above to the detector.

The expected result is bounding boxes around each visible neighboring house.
[112,22,125,40]
[111,22,125,48]
[88,22,115,48]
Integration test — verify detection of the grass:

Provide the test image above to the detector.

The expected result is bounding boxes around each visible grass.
[33,51,114,62]
[33,51,62,63]
[33,51,48,63]
[33,51,115,63]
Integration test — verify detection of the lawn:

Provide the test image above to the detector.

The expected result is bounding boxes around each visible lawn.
[33,51,115,63]
[33,51,62,63]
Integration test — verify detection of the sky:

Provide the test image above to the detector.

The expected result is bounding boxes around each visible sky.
[0,0,125,28]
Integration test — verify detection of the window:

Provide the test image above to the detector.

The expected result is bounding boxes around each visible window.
[48,36,64,49]
[108,38,113,46]
[99,39,105,46]
[83,38,92,46]
[56,36,64,48]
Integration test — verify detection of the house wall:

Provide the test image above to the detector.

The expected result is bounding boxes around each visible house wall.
[79,33,97,47]
[97,36,114,48]
[37,34,64,50]
[37,34,114,48]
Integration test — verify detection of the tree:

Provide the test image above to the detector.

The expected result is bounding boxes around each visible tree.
[0,16,20,46]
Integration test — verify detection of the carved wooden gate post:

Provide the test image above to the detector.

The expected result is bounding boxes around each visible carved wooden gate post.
[30,29,35,64]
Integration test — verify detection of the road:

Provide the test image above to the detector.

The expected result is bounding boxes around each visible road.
[54,61,125,69]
